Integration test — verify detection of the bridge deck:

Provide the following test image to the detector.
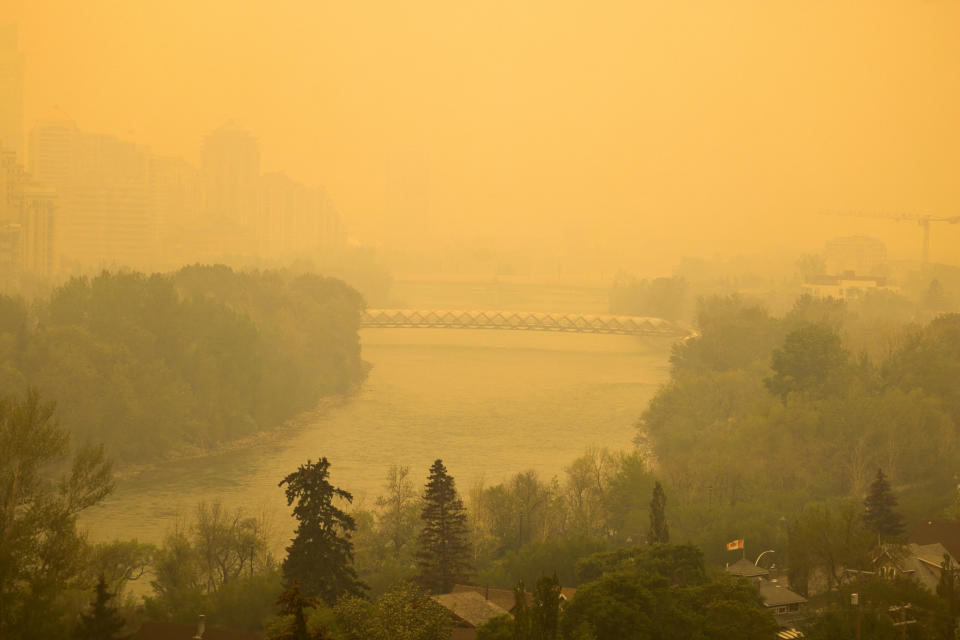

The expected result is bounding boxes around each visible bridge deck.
[360,309,692,337]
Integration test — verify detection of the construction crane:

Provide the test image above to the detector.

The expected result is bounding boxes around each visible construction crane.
[823,211,960,266]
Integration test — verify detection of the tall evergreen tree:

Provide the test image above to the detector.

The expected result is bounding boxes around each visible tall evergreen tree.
[863,468,905,539]
[279,458,366,605]
[531,574,562,640]
[72,575,130,640]
[416,459,472,593]
[649,481,669,544]
[513,579,532,640]
[507,576,562,640]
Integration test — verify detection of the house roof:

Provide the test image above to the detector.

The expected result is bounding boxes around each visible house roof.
[758,582,807,607]
[560,586,577,601]
[725,558,770,578]
[132,622,261,640]
[433,591,511,628]
[911,521,960,562]
[451,584,531,612]
[874,542,956,593]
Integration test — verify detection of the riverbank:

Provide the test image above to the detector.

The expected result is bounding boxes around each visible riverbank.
[109,391,360,481]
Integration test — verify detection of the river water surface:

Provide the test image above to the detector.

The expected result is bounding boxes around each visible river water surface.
[82,281,676,549]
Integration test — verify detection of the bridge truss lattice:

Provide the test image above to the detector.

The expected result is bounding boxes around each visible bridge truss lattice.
[360,309,692,338]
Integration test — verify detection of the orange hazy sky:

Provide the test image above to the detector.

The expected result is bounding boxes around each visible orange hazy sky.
[9,0,960,269]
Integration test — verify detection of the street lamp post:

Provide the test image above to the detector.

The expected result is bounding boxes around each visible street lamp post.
[754,549,775,567]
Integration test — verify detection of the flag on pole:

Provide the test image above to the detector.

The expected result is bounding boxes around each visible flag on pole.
[726,539,744,551]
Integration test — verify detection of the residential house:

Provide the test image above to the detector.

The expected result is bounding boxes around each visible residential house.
[433,591,511,640]
[873,542,957,593]
[911,521,960,562]
[726,558,807,635]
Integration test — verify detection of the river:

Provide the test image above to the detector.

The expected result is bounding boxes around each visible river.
[81,281,676,550]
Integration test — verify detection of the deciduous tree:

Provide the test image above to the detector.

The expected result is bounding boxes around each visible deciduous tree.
[0,389,113,639]
[334,582,453,640]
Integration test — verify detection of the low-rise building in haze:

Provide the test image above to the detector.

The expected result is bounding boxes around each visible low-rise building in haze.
[824,235,887,276]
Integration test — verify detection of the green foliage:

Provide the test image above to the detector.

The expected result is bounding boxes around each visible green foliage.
[280,458,365,605]
[531,574,562,640]
[416,459,472,593]
[803,575,945,640]
[0,267,366,462]
[351,466,422,594]
[562,550,778,640]
[84,539,155,603]
[669,295,783,375]
[636,295,960,566]
[936,553,959,637]
[609,274,688,321]
[268,581,331,640]
[476,537,608,591]
[334,582,453,640]
[787,501,873,595]
[883,313,960,426]
[475,614,514,640]
[143,500,278,629]
[0,389,114,639]
[765,323,849,400]
[576,544,707,586]
[72,575,130,640]
[863,469,905,539]
[648,482,668,545]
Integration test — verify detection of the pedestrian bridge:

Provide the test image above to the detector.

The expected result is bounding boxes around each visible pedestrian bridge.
[360,309,693,338]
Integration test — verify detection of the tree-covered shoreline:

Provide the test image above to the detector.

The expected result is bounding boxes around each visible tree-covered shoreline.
[0,265,368,463]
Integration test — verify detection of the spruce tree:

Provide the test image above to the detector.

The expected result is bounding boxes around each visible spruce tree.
[72,575,129,640]
[279,458,366,605]
[863,468,905,539]
[416,459,472,593]
[649,481,669,544]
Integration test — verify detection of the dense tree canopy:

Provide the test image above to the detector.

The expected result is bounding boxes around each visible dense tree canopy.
[334,582,453,640]
[636,295,960,564]
[561,544,778,640]
[0,266,366,461]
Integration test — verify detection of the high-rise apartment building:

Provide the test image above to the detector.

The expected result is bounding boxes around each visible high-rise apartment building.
[0,25,24,160]
[149,154,202,266]
[28,116,76,192]
[29,120,157,268]
[259,172,344,259]
[202,124,259,255]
